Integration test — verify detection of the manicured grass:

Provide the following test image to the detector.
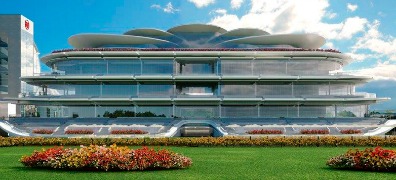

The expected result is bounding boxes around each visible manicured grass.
[0,146,395,180]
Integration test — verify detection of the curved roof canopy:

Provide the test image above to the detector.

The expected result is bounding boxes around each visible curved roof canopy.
[221,28,270,37]
[208,28,271,44]
[68,34,178,48]
[217,34,326,49]
[124,28,174,37]
[167,24,227,34]
[65,24,327,49]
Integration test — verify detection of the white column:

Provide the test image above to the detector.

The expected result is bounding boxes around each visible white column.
[257,105,260,117]
[291,82,294,97]
[254,82,257,97]
[334,105,337,117]
[94,104,97,117]
[134,105,137,117]
[219,105,222,118]
[297,104,300,117]
[172,104,175,117]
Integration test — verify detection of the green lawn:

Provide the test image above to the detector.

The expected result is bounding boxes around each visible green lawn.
[0,146,394,180]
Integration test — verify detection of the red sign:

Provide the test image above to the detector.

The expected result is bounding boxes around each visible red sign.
[24,20,29,30]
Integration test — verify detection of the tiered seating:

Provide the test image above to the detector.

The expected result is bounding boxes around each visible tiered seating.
[5,117,389,136]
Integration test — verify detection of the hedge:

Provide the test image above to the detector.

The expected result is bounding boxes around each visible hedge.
[1,136,396,147]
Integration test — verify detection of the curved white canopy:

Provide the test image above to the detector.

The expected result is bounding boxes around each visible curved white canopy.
[168,24,227,34]
[124,28,174,37]
[217,34,326,49]
[221,28,270,36]
[68,34,178,48]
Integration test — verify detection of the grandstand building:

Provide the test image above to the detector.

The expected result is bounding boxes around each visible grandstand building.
[1,24,394,137]
[0,15,40,118]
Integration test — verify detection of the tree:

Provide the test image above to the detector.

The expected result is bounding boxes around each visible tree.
[337,110,356,117]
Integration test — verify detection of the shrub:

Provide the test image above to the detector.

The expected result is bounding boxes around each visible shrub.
[32,129,54,134]
[2,136,396,147]
[327,147,396,171]
[246,129,283,134]
[300,129,329,134]
[110,129,148,135]
[65,129,94,134]
[340,129,362,134]
[20,145,192,171]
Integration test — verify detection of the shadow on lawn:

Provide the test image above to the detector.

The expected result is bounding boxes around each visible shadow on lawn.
[321,167,396,174]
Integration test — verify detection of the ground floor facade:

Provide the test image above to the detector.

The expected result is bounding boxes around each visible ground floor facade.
[22,104,369,118]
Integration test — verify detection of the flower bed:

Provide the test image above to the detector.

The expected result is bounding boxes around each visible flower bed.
[327,147,396,171]
[64,129,94,134]
[110,129,148,135]
[246,129,283,134]
[300,129,329,134]
[340,129,362,134]
[20,145,192,171]
[32,129,54,134]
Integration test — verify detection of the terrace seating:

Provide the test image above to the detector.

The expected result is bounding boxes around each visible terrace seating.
[2,117,391,137]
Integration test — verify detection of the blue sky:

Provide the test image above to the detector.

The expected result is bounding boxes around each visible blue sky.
[2,0,396,111]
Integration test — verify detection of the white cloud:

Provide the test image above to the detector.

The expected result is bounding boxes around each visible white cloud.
[210,14,241,30]
[151,4,161,9]
[164,2,179,13]
[347,3,358,12]
[212,9,227,15]
[337,17,368,39]
[211,0,330,33]
[350,62,396,80]
[188,0,215,8]
[326,12,337,19]
[324,42,335,49]
[231,0,244,9]
[351,20,396,61]
[377,11,386,17]
[151,2,179,13]
[209,0,366,40]
[345,52,382,62]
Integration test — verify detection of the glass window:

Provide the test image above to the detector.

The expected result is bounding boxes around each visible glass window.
[254,60,287,76]
[221,83,255,97]
[257,82,292,97]
[56,60,106,75]
[221,106,257,117]
[221,60,252,75]
[0,34,7,94]
[178,60,215,75]
[107,60,140,75]
[137,106,172,117]
[260,106,297,117]
[139,83,173,97]
[141,59,173,74]
[102,82,137,97]
[175,106,219,118]
[177,83,216,96]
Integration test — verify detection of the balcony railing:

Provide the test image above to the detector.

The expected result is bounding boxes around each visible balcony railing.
[52,48,341,54]
[30,72,360,77]
[18,93,377,99]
